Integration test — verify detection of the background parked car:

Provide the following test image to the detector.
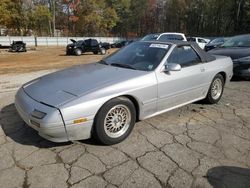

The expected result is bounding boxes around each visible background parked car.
[111,40,134,48]
[209,34,250,79]
[9,41,26,52]
[66,38,107,56]
[141,32,187,42]
[205,37,228,51]
[187,37,210,49]
[100,42,111,49]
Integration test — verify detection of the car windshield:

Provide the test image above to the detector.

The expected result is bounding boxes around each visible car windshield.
[187,37,196,42]
[100,42,169,71]
[141,34,159,41]
[221,35,250,47]
[76,40,84,45]
[158,34,184,41]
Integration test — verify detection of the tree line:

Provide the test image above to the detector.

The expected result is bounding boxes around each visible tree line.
[0,0,249,37]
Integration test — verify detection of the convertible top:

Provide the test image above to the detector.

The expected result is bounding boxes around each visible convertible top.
[141,40,216,62]
[172,41,216,62]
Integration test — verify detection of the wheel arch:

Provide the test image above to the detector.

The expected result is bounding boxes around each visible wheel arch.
[93,95,140,124]
[217,71,227,83]
[122,95,140,122]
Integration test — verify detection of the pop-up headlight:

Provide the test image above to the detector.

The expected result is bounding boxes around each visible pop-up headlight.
[31,109,47,119]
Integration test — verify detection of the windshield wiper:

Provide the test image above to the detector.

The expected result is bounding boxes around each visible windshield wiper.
[110,63,137,70]
[98,60,108,65]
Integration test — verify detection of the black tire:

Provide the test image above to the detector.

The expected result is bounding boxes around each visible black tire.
[74,48,82,56]
[204,74,225,104]
[93,97,136,145]
[17,45,23,52]
[100,47,106,55]
[12,45,17,52]
[93,51,98,54]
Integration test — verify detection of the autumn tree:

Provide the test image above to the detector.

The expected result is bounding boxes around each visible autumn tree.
[1,0,250,37]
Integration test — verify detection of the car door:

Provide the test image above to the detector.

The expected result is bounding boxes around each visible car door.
[90,39,99,51]
[83,39,92,52]
[156,45,208,112]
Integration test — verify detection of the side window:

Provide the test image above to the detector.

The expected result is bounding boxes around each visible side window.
[187,37,196,42]
[198,38,206,43]
[84,39,91,46]
[91,39,98,46]
[167,46,201,67]
[158,35,171,41]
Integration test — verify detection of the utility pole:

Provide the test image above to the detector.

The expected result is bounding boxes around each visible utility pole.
[53,0,56,37]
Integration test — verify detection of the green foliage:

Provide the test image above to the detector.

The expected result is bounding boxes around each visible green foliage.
[0,0,13,26]
[30,5,52,35]
[0,0,25,33]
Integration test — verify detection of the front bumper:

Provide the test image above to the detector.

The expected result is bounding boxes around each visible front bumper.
[15,88,93,142]
[66,46,75,55]
[233,61,250,78]
[204,46,215,52]
[233,69,250,78]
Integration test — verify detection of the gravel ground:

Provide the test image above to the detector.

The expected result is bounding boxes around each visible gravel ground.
[0,66,250,187]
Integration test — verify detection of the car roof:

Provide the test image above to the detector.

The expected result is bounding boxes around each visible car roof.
[159,32,185,35]
[138,40,191,46]
[147,32,185,35]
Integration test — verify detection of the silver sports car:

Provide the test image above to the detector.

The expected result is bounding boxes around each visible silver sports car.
[15,41,233,145]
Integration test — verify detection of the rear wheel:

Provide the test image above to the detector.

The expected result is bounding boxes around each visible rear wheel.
[74,48,82,56]
[204,74,225,104]
[93,97,136,145]
[17,45,23,52]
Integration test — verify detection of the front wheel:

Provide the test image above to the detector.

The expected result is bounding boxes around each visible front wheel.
[100,48,106,55]
[93,97,136,145]
[204,74,225,104]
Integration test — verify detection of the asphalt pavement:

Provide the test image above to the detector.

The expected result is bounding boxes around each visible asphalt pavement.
[0,72,249,188]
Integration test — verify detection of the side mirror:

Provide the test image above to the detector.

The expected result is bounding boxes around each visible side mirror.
[164,63,181,72]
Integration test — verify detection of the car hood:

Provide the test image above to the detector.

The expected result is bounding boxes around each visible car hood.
[23,63,148,107]
[70,39,77,43]
[205,42,222,47]
[67,43,75,47]
[208,47,250,60]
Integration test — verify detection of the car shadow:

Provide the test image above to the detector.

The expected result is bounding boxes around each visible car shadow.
[0,103,71,148]
[231,76,250,82]
[206,166,250,188]
[79,138,101,146]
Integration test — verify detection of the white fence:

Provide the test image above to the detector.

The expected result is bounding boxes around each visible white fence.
[0,36,125,46]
